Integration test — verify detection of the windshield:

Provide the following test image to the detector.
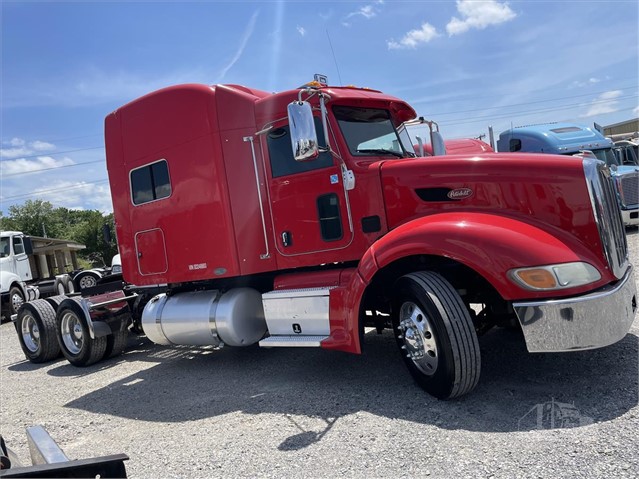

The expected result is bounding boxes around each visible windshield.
[333,106,410,158]
[0,237,9,257]
[614,146,639,166]
[590,148,620,167]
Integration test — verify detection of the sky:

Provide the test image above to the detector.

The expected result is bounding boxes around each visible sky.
[1,0,638,215]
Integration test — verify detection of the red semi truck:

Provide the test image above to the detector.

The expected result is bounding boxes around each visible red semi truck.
[13,79,637,399]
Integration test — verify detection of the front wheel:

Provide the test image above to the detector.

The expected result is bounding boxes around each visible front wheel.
[55,299,106,366]
[8,286,25,316]
[392,271,481,399]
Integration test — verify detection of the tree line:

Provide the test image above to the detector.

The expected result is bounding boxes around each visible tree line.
[1,200,118,269]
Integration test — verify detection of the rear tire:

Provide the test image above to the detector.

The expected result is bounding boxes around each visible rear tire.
[104,330,129,359]
[73,271,101,291]
[44,294,68,309]
[392,271,481,399]
[16,300,61,363]
[55,299,107,366]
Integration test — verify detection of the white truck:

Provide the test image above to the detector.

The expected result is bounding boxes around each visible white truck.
[0,231,85,318]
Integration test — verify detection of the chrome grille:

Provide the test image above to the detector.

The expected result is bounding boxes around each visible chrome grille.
[617,172,639,208]
[583,159,628,279]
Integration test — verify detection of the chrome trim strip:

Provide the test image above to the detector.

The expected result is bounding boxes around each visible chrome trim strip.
[244,136,270,260]
[583,159,628,279]
[513,266,637,353]
[259,335,327,347]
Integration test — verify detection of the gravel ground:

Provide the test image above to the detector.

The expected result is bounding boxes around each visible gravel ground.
[1,229,637,478]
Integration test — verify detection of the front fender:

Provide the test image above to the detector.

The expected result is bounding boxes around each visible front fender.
[0,270,23,295]
[358,212,610,300]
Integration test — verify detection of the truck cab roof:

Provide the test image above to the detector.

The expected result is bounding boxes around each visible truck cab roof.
[497,122,613,154]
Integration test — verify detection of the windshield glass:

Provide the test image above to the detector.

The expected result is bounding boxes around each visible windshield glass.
[333,106,408,158]
[590,148,620,167]
[614,146,639,166]
[0,237,9,257]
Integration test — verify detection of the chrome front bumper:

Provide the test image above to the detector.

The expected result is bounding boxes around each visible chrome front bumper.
[513,265,637,352]
[620,208,639,226]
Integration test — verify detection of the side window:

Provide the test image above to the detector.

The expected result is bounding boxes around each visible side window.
[13,236,24,255]
[267,117,333,178]
[509,139,522,152]
[131,160,171,205]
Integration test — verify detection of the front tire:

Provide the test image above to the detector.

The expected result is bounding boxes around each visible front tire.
[8,286,25,316]
[55,299,106,366]
[392,271,480,399]
[16,300,61,363]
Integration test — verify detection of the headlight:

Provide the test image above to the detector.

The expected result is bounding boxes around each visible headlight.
[111,265,122,274]
[509,262,601,291]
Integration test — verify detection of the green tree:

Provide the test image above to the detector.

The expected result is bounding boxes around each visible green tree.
[2,200,63,237]
[2,200,118,267]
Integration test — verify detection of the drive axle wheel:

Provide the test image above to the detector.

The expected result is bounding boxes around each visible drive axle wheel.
[392,271,480,399]
[55,299,106,367]
[16,300,61,363]
[73,271,101,291]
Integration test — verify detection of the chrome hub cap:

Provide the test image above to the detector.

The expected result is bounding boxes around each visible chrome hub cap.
[21,314,40,353]
[61,312,83,355]
[79,276,97,289]
[11,292,24,312]
[398,302,438,375]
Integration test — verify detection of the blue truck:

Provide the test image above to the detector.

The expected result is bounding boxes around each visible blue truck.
[496,122,638,226]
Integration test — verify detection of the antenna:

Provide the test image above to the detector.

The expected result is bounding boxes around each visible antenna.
[326,29,343,86]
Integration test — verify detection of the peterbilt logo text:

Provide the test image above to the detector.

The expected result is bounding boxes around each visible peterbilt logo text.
[447,188,473,200]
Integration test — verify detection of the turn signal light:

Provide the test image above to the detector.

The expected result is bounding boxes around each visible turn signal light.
[514,269,557,289]
[510,262,601,291]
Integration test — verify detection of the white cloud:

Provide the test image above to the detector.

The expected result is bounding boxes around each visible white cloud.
[0,156,75,176]
[26,180,113,213]
[634,105,639,115]
[297,26,306,36]
[343,2,384,25]
[0,139,57,159]
[582,90,623,117]
[218,10,259,81]
[31,140,55,151]
[571,77,605,88]
[446,0,516,36]
[387,23,439,50]
[0,147,31,159]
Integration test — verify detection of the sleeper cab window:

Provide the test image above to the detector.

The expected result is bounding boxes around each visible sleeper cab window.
[130,159,171,205]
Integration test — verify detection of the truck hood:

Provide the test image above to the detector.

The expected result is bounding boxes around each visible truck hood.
[613,165,639,176]
[379,152,603,259]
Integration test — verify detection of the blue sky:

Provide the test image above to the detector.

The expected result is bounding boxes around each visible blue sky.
[1,0,638,214]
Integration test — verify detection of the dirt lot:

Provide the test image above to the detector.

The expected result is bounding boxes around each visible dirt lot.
[1,229,637,478]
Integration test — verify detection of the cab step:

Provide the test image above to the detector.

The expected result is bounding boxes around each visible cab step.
[259,335,328,347]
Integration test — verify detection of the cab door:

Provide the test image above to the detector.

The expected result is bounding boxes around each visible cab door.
[264,121,353,261]
[12,236,32,281]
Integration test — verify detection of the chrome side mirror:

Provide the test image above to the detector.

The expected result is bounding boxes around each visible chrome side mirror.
[431,131,447,156]
[287,101,320,161]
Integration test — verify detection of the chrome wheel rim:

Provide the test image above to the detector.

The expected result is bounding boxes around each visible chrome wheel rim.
[398,301,439,375]
[78,275,97,289]
[11,292,24,312]
[61,312,83,355]
[21,314,40,353]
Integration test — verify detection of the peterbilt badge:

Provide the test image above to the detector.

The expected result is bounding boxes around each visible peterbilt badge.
[447,188,473,200]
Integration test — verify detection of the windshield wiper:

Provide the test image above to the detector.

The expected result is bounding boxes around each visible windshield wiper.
[356,148,404,158]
